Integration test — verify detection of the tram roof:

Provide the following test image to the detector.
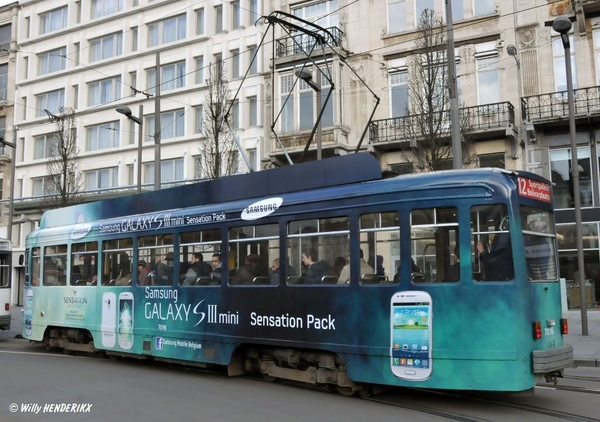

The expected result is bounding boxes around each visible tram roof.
[38,154,550,230]
[40,153,384,229]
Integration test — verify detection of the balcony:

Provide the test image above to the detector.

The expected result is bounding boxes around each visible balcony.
[574,0,600,14]
[369,102,515,149]
[521,85,600,124]
[275,26,343,59]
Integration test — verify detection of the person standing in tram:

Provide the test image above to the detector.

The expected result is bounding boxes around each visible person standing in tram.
[476,216,514,281]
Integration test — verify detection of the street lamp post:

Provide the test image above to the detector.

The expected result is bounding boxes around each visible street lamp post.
[548,15,588,335]
[0,133,16,243]
[116,105,143,194]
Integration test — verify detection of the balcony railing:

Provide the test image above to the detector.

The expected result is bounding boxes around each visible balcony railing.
[275,26,343,58]
[522,85,600,122]
[370,102,515,145]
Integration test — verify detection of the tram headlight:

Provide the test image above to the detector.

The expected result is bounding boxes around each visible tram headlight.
[4,303,8,311]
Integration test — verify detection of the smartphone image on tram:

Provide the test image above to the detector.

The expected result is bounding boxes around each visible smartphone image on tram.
[117,292,134,350]
[390,291,432,381]
[101,292,116,348]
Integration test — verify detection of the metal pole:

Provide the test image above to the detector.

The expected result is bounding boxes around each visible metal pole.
[137,104,143,194]
[7,136,15,243]
[154,52,161,191]
[316,71,322,160]
[445,0,462,169]
[564,38,588,335]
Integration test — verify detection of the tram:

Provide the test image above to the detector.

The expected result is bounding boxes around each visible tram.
[22,154,572,394]
[0,238,11,330]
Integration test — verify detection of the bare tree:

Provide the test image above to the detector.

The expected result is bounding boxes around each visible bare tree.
[401,9,476,171]
[45,107,83,207]
[198,61,240,179]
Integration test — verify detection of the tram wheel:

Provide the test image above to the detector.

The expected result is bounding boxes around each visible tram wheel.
[359,387,373,398]
[336,386,357,397]
[261,373,277,382]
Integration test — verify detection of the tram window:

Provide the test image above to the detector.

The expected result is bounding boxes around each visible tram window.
[521,206,558,281]
[102,238,134,286]
[180,229,222,286]
[139,234,175,286]
[31,247,41,286]
[0,254,8,287]
[229,224,278,286]
[43,245,67,286]
[70,241,98,286]
[359,212,400,285]
[287,216,349,285]
[410,207,458,283]
[471,204,514,282]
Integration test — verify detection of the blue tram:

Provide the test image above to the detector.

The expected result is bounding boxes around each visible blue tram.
[22,154,573,394]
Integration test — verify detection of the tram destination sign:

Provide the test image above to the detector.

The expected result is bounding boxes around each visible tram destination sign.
[517,177,551,203]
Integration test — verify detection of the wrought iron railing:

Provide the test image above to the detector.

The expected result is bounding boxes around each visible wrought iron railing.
[369,102,515,144]
[275,26,343,58]
[522,85,600,121]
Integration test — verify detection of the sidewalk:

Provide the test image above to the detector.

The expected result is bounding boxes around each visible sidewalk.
[2,306,599,367]
[564,308,600,367]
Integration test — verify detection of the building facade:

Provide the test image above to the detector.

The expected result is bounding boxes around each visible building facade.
[2,0,599,308]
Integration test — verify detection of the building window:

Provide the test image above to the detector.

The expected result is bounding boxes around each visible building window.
[0,64,7,100]
[478,153,505,169]
[280,74,294,133]
[40,7,68,34]
[194,105,203,134]
[553,35,577,92]
[248,46,258,74]
[148,14,186,47]
[292,0,338,28]
[247,148,257,172]
[595,30,600,84]
[231,49,240,78]
[146,109,185,139]
[195,56,204,84]
[448,0,463,20]
[86,121,120,151]
[132,27,138,52]
[474,0,495,17]
[214,54,223,76]
[0,24,11,49]
[161,158,184,183]
[476,54,500,105]
[88,76,121,106]
[550,147,592,209]
[230,100,240,129]
[32,177,56,196]
[390,70,408,117]
[34,133,57,159]
[144,158,184,184]
[215,5,223,33]
[415,0,434,21]
[299,78,314,130]
[249,0,258,23]
[38,47,66,75]
[280,68,334,133]
[91,0,123,19]
[196,8,205,35]
[389,162,414,174]
[388,0,406,34]
[232,1,241,29]
[249,97,258,126]
[147,61,186,94]
[85,167,119,190]
[90,32,122,62]
[36,89,64,117]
